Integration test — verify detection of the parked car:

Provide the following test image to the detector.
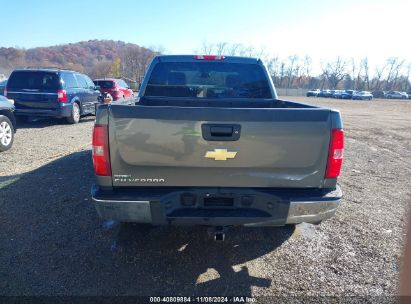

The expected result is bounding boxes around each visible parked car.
[93,78,134,101]
[386,91,408,99]
[372,90,386,98]
[332,90,344,99]
[5,68,101,124]
[0,79,7,96]
[340,90,355,99]
[0,95,16,152]
[318,89,332,98]
[91,55,344,236]
[352,91,373,100]
[408,92,411,100]
[306,89,320,97]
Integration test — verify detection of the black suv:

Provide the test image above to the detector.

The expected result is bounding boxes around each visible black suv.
[5,68,101,124]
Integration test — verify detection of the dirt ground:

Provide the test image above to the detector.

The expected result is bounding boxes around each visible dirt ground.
[0,97,410,299]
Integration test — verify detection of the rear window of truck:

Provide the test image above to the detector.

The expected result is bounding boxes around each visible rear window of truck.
[144,62,272,99]
[7,71,60,91]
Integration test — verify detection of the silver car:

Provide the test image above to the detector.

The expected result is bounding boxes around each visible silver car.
[386,91,408,99]
[0,95,16,152]
[352,91,373,100]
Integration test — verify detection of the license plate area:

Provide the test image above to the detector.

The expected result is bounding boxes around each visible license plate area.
[204,196,234,207]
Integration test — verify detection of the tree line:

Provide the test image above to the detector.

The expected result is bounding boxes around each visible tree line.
[198,42,411,92]
[0,40,159,89]
[1,40,410,92]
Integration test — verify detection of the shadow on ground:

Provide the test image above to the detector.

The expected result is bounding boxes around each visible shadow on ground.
[0,151,293,296]
[15,115,94,129]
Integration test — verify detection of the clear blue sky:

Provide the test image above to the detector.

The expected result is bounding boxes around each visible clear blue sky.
[1,0,409,69]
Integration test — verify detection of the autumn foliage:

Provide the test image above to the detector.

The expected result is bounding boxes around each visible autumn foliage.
[0,40,157,87]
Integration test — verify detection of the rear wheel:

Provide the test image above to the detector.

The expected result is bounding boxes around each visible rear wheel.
[67,103,80,124]
[0,115,14,152]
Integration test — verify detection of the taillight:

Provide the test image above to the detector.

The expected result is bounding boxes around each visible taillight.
[325,129,344,178]
[3,88,7,97]
[92,124,111,176]
[194,55,225,60]
[57,89,67,103]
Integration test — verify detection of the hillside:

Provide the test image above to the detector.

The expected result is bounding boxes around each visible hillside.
[0,40,157,82]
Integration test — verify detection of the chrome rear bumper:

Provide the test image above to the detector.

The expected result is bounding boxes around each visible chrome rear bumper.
[92,185,342,226]
[286,199,340,224]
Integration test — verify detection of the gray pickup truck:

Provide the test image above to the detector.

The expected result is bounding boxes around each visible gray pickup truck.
[91,55,344,236]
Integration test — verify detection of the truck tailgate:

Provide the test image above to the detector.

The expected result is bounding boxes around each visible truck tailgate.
[108,105,332,188]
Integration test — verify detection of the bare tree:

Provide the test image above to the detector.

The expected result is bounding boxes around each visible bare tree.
[302,56,312,77]
[245,46,255,57]
[372,62,387,90]
[266,56,280,85]
[200,42,214,55]
[226,43,241,56]
[190,43,411,91]
[355,62,363,90]
[299,56,313,89]
[237,45,249,57]
[385,57,405,90]
[294,61,302,88]
[361,57,370,91]
[286,55,298,88]
[405,63,411,92]
[279,61,286,87]
[391,60,405,90]
[350,58,356,89]
[321,57,347,89]
[120,46,158,86]
[121,46,140,83]
[254,46,268,60]
[215,42,228,56]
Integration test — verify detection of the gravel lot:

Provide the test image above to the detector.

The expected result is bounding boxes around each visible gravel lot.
[0,98,410,299]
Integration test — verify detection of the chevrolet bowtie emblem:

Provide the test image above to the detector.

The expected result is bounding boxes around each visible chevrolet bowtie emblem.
[205,149,237,161]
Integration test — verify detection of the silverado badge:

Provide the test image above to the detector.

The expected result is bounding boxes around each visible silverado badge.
[205,149,237,161]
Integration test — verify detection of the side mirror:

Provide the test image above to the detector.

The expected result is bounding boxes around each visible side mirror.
[94,85,101,91]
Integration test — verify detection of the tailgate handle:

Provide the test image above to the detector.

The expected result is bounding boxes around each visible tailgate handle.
[202,124,241,141]
[210,126,233,136]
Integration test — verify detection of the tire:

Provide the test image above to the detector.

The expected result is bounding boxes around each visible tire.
[67,102,80,124]
[0,115,14,152]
